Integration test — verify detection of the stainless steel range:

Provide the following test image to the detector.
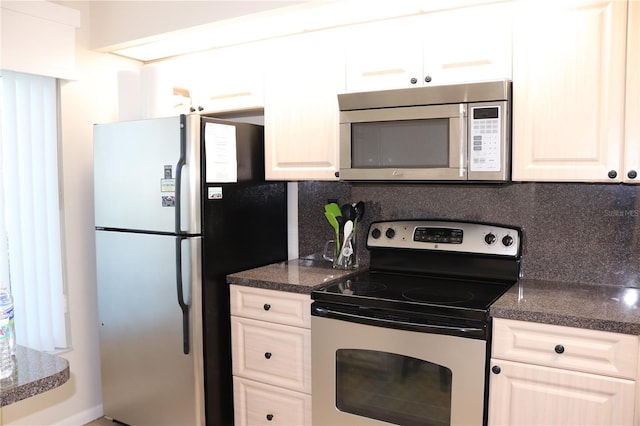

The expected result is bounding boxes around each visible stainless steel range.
[311,219,522,426]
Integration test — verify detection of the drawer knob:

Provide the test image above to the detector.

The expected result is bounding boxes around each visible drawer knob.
[554,344,565,354]
[266,414,274,421]
[263,303,271,311]
[265,352,272,359]
[491,365,501,374]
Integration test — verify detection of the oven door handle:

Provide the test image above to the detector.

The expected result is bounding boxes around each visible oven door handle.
[313,306,486,338]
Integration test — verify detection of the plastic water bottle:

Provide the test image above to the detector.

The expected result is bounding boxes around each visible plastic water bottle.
[0,290,14,379]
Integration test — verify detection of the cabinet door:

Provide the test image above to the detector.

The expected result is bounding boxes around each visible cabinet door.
[624,0,640,183]
[192,43,266,114]
[488,359,635,425]
[264,31,345,180]
[345,17,423,92]
[423,2,513,86]
[511,0,627,182]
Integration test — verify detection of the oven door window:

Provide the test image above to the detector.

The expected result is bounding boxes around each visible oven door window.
[351,119,449,168]
[336,349,452,426]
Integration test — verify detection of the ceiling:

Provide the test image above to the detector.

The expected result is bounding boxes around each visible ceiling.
[92,0,481,62]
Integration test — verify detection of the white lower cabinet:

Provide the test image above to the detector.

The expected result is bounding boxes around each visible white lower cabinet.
[233,376,311,426]
[230,285,312,425]
[489,318,638,425]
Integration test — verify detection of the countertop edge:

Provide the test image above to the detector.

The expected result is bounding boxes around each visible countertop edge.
[0,346,71,407]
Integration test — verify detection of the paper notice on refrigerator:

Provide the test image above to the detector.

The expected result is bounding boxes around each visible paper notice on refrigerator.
[204,122,238,183]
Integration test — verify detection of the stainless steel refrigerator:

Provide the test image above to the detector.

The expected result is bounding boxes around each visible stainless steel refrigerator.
[93,114,287,426]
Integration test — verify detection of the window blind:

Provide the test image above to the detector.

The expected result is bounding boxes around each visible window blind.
[0,70,68,352]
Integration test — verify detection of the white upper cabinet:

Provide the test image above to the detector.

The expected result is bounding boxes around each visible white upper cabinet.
[422,2,513,86]
[264,30,345,181]
[345,16,424,92]
[345,2,512,92]
[623,0,640,183]
[190,42,266,114]
[511,0,628,182]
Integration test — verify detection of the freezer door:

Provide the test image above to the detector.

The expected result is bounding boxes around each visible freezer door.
[94,115,201,234]
[96,230,204,426]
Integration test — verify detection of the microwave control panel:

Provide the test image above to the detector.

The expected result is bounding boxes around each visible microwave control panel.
[469,105,502,172]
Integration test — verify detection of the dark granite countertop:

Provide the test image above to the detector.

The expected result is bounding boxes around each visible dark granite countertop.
[229,260,640,336]
[227,258,365,294]
[0,345,70,406]
[491,279,640,335]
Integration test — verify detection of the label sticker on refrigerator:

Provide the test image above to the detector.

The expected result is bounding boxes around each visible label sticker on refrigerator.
[208,187,223,200]
[204,122,238,183]
[161,178,176,192]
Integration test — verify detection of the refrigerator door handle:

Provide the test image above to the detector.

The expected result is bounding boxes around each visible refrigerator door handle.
[175,115,187,234]
[176,235,190,355]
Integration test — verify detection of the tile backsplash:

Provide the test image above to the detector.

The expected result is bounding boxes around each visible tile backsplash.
[298,181,640,287]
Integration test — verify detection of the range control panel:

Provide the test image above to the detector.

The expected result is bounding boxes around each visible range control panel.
[367,220,521,258]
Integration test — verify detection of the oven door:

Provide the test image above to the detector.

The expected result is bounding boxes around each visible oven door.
[311,314,487,426]
[338,104,467,181]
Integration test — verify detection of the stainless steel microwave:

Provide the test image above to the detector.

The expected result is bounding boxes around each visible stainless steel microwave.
[338,80,512,182]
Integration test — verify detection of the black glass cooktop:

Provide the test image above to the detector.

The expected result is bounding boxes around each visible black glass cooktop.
[313,271,514,315]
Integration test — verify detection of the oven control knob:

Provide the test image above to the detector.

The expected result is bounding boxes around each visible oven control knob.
[502,235,514,247]
[371,228,381,239]
[484,233,496,245]
[385,228,396,239]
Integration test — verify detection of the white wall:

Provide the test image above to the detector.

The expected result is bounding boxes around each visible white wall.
[2,2,141,424]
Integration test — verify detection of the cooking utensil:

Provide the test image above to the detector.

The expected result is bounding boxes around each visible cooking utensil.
[338,220,354,263]
[325,203,342,219]
[324,211,340,248]
[352,201,365,231]
[341,203,356,221]
[353,201,365,223]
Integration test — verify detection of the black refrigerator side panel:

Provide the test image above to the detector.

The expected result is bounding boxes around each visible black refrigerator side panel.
[201,182,288,426]
[200,117,265,183]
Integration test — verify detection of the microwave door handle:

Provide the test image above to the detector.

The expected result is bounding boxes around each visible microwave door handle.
[449,105,467,178]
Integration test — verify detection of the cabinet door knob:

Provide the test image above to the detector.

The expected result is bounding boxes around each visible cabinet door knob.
[424,75,432,83]
[263,303,271,311]
[266,414,274,421]
[265,352,272,359]
[608,170,618,179]
[628,170,638,179]
[491,365,501,374]
[554,344,565,354]
[410,77,418,84]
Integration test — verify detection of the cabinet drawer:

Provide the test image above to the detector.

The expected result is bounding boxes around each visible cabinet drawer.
[492,318,638,379]
[230,285,311,328]
[231,316,311,393]
[233,376,311,426]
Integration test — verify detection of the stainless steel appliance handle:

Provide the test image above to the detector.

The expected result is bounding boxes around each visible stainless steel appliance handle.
[175,115,186,234]
[175,236,190,355]
[175,114,190,355]
[313,306,484,336]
